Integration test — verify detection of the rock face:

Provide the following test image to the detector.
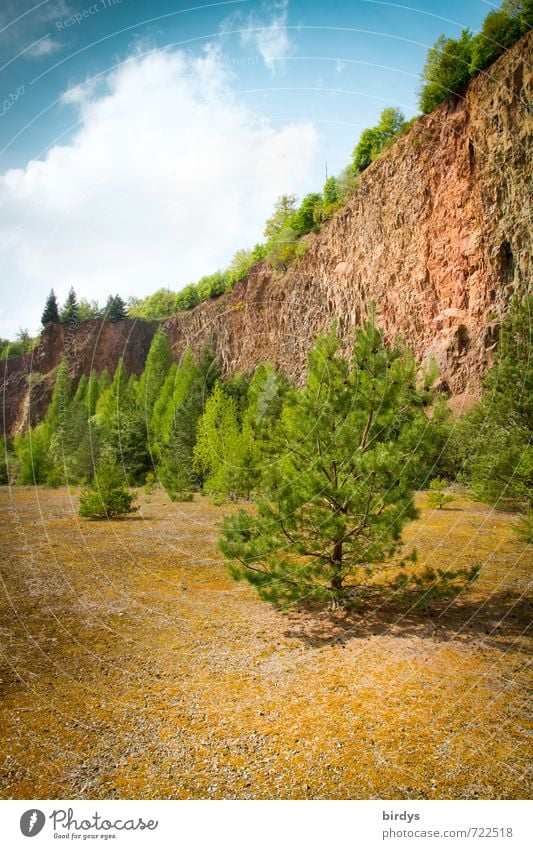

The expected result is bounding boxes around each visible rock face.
[1,319,158,433]
[2,33,531,435]
[163,32,531,403]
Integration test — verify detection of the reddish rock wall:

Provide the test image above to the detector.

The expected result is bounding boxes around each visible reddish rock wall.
[163,31,532,406]
[1,319,158,434]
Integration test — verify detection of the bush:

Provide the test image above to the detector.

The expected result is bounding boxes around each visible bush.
[175,285,200,311]
[426,477,455,509]
[79,452,138,519]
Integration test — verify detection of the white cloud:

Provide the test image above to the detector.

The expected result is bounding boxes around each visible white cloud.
[239,0,293,73]
[24,35,61,57]
[0,46,318,337]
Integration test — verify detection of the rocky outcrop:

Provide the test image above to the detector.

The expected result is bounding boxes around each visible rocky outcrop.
[163,31,532,406]
[2,32,531,435]
[1,319,158,433]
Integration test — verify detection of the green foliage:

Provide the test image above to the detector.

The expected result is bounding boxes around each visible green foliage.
[128,288,177,320]
[219,316,466,609]
[144,471,156,494]
[226,244,267,288]
[175,285,200,311]
[41,290,59,325]
[158,454,194,501]
[104,294,127,322]
[352,107,406,171]
[61,287,80,325]
[452,297,532,507]
[139,330,173,416]
[292,193,322,235]
[0,340,25,359]
[194,382,254,500]
[512,509,533,544]
[263,197,309,272]
[79,449,138,519]
[426,477,455,510]
[419,29,474,114]
[419,1,530,114]
[15,422,50,485]
[96,361,149,484]
[158,347,219,493]
[264,194,298,240]
[77,299,102,322]
[0,437,11,484]
[195,271,226,300]
[470,9,523,73]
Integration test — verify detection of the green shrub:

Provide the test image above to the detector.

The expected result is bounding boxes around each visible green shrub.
[426,477,455,509]
[79,452,138,519]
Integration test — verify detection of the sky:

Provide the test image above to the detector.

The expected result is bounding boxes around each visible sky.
[0,0,493,338]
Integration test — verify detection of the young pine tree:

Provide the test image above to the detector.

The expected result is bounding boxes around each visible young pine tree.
[219,317,477,609]
[79,448,138,519]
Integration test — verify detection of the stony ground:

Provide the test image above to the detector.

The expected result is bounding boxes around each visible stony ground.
[0,486,531,800]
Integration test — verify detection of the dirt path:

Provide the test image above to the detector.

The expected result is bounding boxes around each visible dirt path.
[0,487,531,799]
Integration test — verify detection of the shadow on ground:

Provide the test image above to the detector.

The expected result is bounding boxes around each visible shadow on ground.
[284,593,533,650]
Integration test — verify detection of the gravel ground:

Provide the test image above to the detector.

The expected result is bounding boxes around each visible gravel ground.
[0,486,531,799]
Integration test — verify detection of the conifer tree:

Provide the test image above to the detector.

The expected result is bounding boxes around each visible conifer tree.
[193,382,247,499]
[104,294,127,322]
[96,362,148,483]
[61,287,80,324]
[41,290,59,325]
[139,329,173,436]
[158,347,219,493]
[219,317,478,609]
[15,423,50,485]
[453,296,532,507]
[79,448,138,519]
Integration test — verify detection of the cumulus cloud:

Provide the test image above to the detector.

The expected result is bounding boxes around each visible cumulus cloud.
[0,45,318,336]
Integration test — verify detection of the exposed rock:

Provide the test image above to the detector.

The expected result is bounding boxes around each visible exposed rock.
[1,319,158,433]
[1,32,531,435]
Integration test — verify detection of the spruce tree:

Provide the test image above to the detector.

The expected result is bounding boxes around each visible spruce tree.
[104,294,127,322]
[41,290,59,325]
[219,318,478,609]
[61,287,79,324]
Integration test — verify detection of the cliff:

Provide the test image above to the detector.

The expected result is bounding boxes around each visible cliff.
[1,319,158,434]
[2,32,531,435]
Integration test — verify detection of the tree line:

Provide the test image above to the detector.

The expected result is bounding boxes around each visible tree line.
[2,296,530,608]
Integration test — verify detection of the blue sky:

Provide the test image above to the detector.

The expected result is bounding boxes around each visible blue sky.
[0,0,493,337]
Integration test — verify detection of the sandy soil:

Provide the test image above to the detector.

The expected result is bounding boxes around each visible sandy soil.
[0,486,531,799]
